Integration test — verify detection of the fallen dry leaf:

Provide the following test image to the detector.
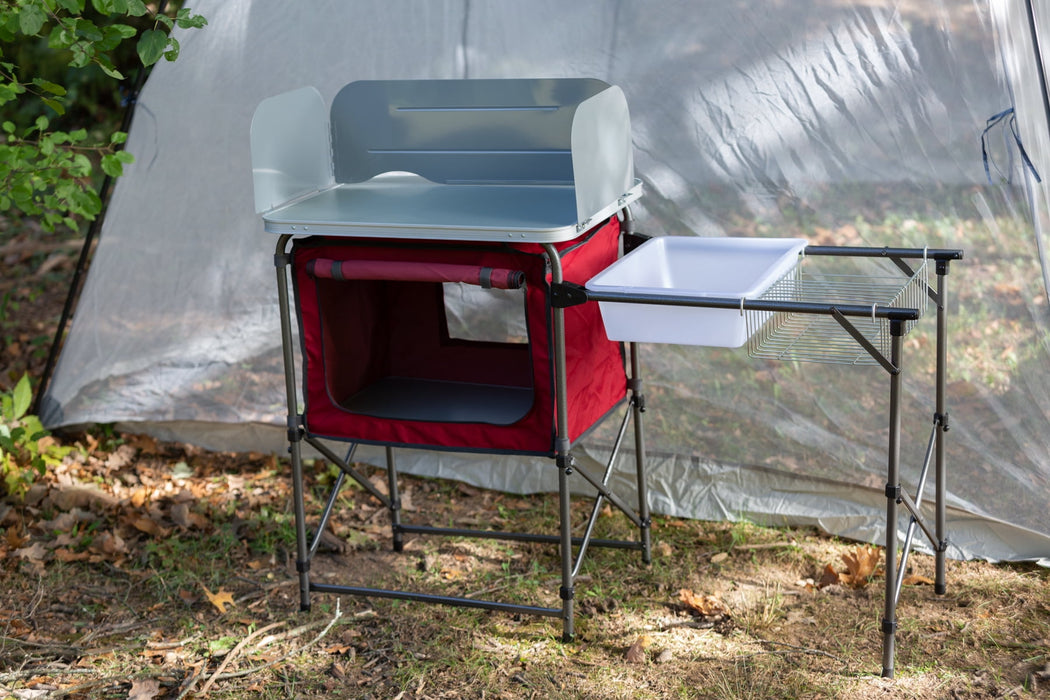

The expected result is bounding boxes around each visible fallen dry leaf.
[679,588,729,617]
[625,634,651,663]
[170,502,209,529]
[840,545,880,588]
[129,516,171,539]
[94,530,126,556]
[903,573,935,586]
[53,548,92,562]
[5,526,28,549]
[126,434,161,455]
[440,567,464,581]
[127,677,162,700]
[818,563,840,589]
[202,586,235,614]
[14,541,48,563]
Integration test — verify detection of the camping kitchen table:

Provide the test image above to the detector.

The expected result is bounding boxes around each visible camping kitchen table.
[252,78,962,679]
[253,78,653,650]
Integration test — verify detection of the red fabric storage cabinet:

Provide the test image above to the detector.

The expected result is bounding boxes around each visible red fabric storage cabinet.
[292,217,627,455]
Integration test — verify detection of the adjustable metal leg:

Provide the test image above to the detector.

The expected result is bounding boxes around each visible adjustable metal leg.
[275,235,311,611]
[544,242,576,642]
[935,262,950,595]
[558,455,575,642]
[630,342,652,565]
[882,323,905,678]
[386,447,404,552]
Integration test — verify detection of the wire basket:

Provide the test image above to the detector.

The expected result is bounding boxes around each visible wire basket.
[745,256,929,365]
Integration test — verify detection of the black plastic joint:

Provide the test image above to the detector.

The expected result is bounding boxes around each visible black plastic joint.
[274,252,291,268]
[296,559,310,573]
[550,281,589,308]
[560,586,575,601]
[627,378,642,393]
[936,259,950,276]
[885,484,901,501]
[287,416,303,443]
[557,455,574,474]
[882,618,898,635]
[640,516,652,529]
[937,411,950,431]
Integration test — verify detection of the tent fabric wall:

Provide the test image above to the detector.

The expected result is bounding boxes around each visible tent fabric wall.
[40,0,1050,562]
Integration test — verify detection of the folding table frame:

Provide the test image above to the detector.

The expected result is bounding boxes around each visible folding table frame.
[253,76,964,677]
[563,243,963,677]
[273,222,653,642]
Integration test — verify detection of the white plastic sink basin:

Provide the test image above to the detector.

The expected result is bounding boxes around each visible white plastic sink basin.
[585,236,807,346]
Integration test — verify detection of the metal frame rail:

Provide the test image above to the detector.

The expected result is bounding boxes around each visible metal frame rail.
[555,244,962,678]
[273,229,652,644]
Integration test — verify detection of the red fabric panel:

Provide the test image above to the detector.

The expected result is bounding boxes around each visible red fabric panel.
[291,216,626,455]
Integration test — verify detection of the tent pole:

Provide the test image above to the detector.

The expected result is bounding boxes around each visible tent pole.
[33,0,170,414]
[1021,0,1050,304]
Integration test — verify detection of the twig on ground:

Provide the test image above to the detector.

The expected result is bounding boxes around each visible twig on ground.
[0,666,95,683]
[464,573,527,599]
[194,600,347,695]
[195,620,286,697]
[757,639,846,663]
[49,675,128,698]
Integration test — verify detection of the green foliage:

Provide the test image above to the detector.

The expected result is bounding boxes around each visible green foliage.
[0,0,207,230]
[0,373,70,497]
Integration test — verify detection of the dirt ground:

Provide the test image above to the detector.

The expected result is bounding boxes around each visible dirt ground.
[3,227,1050,699]
[0,430,1049,699]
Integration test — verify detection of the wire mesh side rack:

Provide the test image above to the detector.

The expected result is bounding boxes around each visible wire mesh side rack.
[746,256,929,365]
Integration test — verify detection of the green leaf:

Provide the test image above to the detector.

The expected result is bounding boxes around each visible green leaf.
[110,131,127,145]
[12,375,32,421]
[72,17,102,42]
[136,29,167,66]
[19,4,47,35]
[53,0,85,12]
[48,25,74,49]
[104,23,136,40]
[32,78,67,96]
[95,55,124,80]
[68,40,92,67]
[163,36,179,62]
[175,8,208,29]
[42,97,65,115]
[124,0,148,16]
[100,153,124,177]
